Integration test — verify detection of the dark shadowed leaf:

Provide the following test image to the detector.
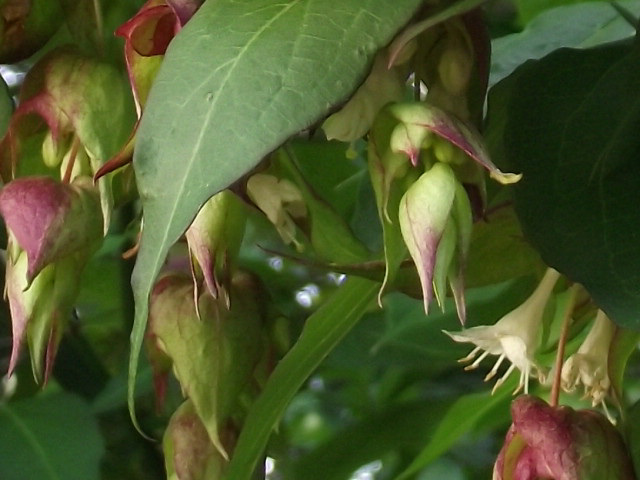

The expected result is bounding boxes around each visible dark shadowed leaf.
[487,39,640,328]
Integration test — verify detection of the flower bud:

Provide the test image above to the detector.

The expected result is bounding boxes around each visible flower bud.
[493,395,635,480]
[0,176,103,282]
[185,190,246,305]
[399,162,457,314]
[163,399,226,480]
[149,271,267,459]
[322,49,408,142]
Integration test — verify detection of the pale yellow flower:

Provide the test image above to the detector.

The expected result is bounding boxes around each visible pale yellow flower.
[444,268,560,394]
[561,309,614,416]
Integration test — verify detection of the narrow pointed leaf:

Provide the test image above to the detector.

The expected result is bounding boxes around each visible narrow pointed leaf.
[226,277,378,479]
[129,0,425,428]
[394,382,514,480]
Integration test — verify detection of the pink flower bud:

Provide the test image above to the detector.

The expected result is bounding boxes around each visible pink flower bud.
[493,395,636,480]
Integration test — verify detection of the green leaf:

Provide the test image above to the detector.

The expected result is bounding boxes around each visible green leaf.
[394,385,514,480]
[129,0,424,429]
[465,205,543,288]
[514,0,627,27]
[490,1,640,86]
[226,277,379,479]
[627,398,640,475]
[0,391,104,480]
[487,39,640,329]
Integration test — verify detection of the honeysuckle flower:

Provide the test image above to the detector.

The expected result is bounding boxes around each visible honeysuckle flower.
[444,268,561,394]
[493,395,635,480]
[246,173,307,250]
[562,309,615,414]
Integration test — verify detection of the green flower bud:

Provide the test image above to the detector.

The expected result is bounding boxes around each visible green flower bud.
[246,173,307,250]
[398,162,457,314]
[185,190,246,306]
[148,271,267,459]
[322,49,408,142]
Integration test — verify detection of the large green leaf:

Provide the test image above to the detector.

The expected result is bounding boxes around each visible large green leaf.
[487,39,640,328]
[226,277,378,479]
[0,391,103,480]
[129,0,425,427]
[490,1,640,86]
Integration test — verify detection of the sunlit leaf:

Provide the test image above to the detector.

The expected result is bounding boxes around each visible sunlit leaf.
[130,0,425,429]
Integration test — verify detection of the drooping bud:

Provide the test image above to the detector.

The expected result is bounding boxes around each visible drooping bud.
[185,190,246,306]
[322,47,411,142]
[0,176,103,282]
[387,101,521,185]
[399,162,457,314]
[493,395,635,480]
[148,271,266,459]
[1,176,103,382]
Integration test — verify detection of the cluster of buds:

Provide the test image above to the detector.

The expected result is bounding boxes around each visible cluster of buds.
[367,100,519,323]
[0,35,136,382]
[0,177,103,382]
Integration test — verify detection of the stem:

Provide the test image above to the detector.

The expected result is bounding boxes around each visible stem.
[62,136,81,184]
[92,0,105,55]
[550,284,579,407]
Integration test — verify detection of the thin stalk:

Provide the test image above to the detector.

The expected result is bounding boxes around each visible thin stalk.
[62,136,81,184]
[550,284,579,407]
[92,0,105,55]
